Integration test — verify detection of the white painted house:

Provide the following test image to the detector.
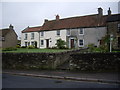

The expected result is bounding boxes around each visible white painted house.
[21,8,115,49]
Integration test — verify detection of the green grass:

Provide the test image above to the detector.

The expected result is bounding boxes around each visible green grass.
[2,48,69,53]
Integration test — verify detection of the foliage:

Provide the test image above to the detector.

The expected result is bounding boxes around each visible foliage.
[27,45,35,49]
[2,48,68,53]
[87,43,109,52]
[16,45,21,48]
[2,47,17,51]
[55,38,67,49]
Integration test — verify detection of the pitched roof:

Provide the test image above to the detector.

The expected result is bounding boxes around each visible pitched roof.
[40,14,108,31]
[0,29,10,37]
[107,14,120,22]
[22,26,42,33]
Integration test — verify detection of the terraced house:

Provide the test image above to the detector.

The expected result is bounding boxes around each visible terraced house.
[21,7,120,49]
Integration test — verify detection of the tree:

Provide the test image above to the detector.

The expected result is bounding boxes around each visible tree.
[55,38,66,49]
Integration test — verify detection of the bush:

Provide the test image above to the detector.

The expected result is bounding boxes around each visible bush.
[2,47,17,51]
[16,45,21,48]
[27,45,35,49]
[55,38,66,49]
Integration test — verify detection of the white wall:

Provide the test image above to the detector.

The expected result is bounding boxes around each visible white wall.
[39,29,67,48]
[21,32,40,48]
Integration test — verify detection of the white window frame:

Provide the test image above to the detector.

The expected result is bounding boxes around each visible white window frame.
[67,29,71,36]
[57,30,60,36]
[79,28,84,35]
[41,31,44,37]
[41,40,44,46]
[78,39,84,47]
[31,33,34,39]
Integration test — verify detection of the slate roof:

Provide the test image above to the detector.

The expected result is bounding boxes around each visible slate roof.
[0,29,10,37]
[22,26,42,33]
[107,14,120,22]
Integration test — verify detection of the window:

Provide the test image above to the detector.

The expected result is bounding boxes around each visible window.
[41,40,44,46]
[79,28,84,35]
[79,39,84,47]
[0,37,5,41]
[67,29,71,36]
[24,34,27,40]
[31,33,34,39]
[118,24,120,33]
[41,31,44,36]
[57,30,60,36]
[25,42,27,47]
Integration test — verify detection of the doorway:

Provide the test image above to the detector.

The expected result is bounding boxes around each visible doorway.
[46,39,49,48]
[70,39,75,48]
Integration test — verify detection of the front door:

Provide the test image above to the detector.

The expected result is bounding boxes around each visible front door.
[70,39,75,48]
[46,39,49,48]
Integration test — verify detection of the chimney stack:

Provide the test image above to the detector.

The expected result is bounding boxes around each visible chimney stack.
[98,7,103,17]
[56,14,60,21]
[44,19,48,23]
[108,7,111,16]
[9,24,14,30]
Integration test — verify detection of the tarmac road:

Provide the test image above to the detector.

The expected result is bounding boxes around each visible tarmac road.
[2,73,119,88]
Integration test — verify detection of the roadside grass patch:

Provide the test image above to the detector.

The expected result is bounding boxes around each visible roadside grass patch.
[2,48,69,53]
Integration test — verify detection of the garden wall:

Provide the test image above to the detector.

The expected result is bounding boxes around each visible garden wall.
[2,51,120,71]
[69,52,120,71]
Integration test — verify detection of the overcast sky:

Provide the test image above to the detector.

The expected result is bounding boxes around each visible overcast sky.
[0,1,119,39]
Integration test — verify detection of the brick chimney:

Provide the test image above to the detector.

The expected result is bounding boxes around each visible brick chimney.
[56,14,60,21]
[9,24,14,30]
[108,7,111,16]
[98,7,103,17]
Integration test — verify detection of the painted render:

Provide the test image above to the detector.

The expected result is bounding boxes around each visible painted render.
[21,32,39,48]
[39,29,67,48]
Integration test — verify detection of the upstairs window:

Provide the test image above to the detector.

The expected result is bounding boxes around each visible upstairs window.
[24,33,27,40]
[118,24,120,33]
[41,31,44,36]
[31,33,34,39]
[79,28,84,35]
[57,30,60,36]
[67,29,71,36]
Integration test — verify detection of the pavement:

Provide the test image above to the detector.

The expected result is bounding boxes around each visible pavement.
[2,69,120,84]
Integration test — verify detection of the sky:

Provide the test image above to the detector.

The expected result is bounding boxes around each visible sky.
[0,0,119,39]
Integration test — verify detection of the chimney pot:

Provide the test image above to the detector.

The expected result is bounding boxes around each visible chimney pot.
[56,14,60,21]
[44,19,48,23]
[9,24,14,30]
[108,7,111,16]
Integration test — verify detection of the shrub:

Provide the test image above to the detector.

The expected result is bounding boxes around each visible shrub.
[55,38,66,49]
[27,45,35,49]
[16,45,21,48]
[2,47,17,51]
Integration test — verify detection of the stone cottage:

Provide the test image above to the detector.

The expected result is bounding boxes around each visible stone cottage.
[0,24,18,48]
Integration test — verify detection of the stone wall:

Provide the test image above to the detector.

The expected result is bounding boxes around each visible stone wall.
[2,51,120,71]
[70,52,120,71]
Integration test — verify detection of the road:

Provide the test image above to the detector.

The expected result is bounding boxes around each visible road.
[2,73,119,88]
